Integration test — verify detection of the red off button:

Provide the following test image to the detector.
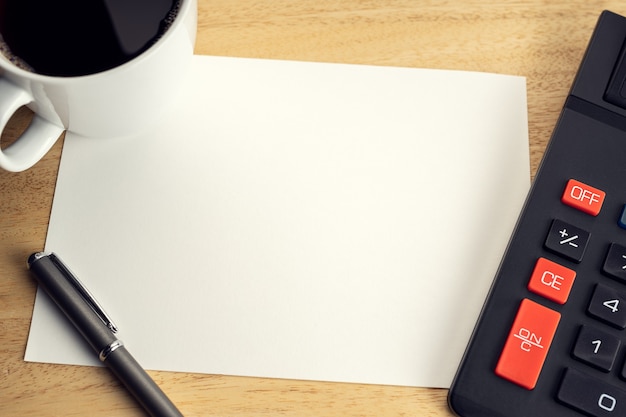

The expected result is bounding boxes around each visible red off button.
[561,179,605,216]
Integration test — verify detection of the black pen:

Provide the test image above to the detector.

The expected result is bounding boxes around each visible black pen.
[27,252,183,417]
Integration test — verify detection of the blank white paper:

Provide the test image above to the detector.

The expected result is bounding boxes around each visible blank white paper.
[25,55,529,388]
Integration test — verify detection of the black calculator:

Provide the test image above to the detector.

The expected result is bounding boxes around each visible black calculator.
[448,10,626,417]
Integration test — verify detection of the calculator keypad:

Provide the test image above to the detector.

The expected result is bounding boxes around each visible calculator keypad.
[495,178,626,416]
[448,13,626,417]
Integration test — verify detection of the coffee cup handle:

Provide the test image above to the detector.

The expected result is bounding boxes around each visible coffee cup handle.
[0,78,64,172]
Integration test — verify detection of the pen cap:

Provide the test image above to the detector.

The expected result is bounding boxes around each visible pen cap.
[28,254,117,352]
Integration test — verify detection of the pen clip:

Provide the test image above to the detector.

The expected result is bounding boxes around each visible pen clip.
[44,253,119,333]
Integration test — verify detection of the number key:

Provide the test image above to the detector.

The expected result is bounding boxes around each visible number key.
[603,243,626,283]
[588,284,626,329]
[572,326,621,372]
[558,368,626,416]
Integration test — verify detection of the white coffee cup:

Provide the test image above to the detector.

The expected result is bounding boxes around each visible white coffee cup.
[0,0,197,172]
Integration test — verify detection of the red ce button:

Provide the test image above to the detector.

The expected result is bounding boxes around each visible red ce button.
[528,257,576,305]
[561,179,605,216]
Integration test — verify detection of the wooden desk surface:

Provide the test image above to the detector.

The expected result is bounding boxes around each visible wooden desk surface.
[3,1,626,416]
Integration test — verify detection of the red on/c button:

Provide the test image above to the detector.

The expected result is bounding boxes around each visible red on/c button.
[561,179,605,216]
[495,299,561,390]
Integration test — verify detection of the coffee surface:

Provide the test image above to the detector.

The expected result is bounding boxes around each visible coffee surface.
[0,0,180,76]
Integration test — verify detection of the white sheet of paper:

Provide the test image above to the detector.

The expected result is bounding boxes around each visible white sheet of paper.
[25,55,529,388]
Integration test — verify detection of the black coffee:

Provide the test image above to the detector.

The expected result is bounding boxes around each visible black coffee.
[0,0,181,76]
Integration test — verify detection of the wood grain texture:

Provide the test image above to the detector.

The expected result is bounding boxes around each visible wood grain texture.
[3,1,626,416]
